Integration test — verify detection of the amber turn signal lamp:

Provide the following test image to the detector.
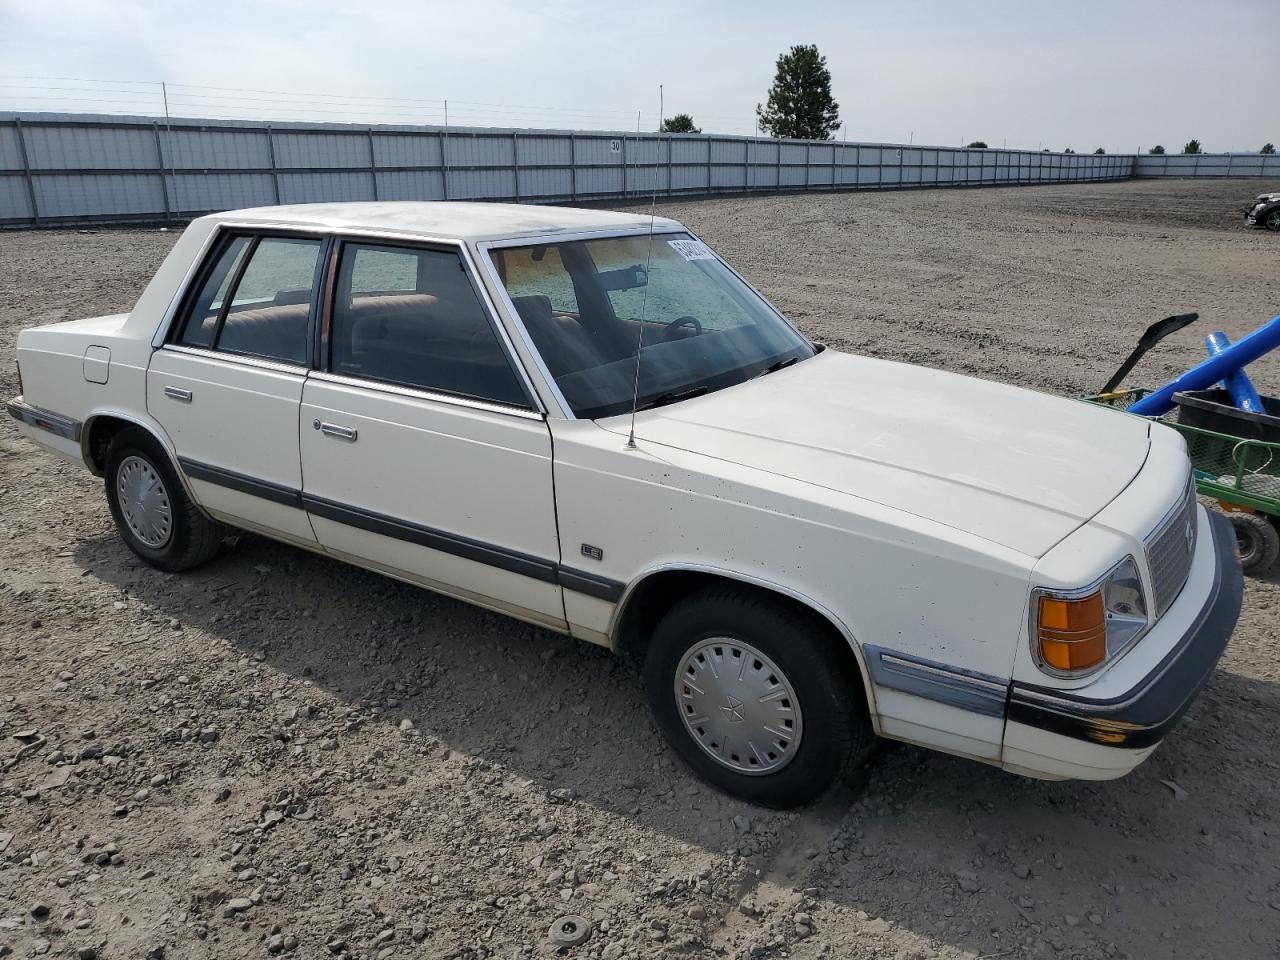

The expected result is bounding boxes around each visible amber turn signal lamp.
[1037,592,1106,672]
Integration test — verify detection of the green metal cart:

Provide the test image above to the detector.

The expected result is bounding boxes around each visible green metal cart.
[1085,387,1280,575]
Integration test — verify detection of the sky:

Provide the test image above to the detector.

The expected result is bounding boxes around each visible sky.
[0,0,1276,153]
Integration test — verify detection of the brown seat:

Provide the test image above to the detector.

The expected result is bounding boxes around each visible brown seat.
[510,295,608,376]
[338,293,525,405]
[215,302,311,363]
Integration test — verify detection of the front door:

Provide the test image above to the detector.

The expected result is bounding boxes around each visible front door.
[299,239,565,629]
[148,231,326,545]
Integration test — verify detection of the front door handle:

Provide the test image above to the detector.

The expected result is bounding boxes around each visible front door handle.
[315,420,357,442]
[163,386,193,403]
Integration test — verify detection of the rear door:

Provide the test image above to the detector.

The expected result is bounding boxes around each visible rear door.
[148,231,325,545]
[299,239,566,628]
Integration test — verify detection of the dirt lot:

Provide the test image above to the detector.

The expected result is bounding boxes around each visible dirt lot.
[2,178,1279,960]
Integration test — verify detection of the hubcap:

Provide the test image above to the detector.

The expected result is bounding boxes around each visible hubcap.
[116,455,173,548]
[1269,211,1280,230]
[1236,530,1256,561]
[674,637,803,776]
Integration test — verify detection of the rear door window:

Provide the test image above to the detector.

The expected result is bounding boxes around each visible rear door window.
[174,233,322,366]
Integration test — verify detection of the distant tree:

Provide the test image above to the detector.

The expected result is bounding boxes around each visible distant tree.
[1182,139,1202,154]
[1263,143,1276,155]
[966,140,988,149]
[756,44,840,140]
[1149,145,1166,154]
[660,114,700,134]
[1064,147,1075,154]
[1094,147,1106,154]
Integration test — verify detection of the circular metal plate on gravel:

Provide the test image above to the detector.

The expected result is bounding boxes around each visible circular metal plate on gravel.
[548,914,591,948]
[673,636,803,776]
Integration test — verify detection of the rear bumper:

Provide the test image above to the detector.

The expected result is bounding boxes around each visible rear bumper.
[7,395,82,441]
[1002,511,1241,777]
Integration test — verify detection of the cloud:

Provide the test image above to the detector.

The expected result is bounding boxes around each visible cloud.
[0,0,1275,151]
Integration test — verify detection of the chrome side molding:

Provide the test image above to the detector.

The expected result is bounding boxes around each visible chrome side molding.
[864,645,1009,718]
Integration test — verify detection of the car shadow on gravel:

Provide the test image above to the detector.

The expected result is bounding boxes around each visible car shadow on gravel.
[74,530,1280,959]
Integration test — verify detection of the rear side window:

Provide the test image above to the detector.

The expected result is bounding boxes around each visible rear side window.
[329,243,529,408]
[176,235,251,348]
[174,233,322,366]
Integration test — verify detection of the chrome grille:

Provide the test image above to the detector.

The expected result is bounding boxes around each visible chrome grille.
[1145,481,1197,619]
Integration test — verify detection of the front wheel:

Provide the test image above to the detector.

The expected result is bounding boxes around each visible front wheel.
[643,586,873,808]
[1266,209,1280,232]
[1229,512,1280,575]
[104,428,224,572]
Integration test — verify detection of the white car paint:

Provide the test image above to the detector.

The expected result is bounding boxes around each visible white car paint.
[9,202,1241,786]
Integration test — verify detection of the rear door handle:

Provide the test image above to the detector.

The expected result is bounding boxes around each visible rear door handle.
[163,386,193,403]
[315,420,357,442]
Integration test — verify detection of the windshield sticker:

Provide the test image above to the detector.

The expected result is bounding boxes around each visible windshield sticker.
[667,238,716,261]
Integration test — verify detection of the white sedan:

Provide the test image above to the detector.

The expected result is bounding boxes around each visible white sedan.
[9,202,1242,807]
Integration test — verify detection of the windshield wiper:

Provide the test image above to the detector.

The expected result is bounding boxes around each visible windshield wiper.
[636,385,710,411]
[755,355,800,378]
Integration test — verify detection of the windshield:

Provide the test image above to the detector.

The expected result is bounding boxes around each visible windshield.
[490,233,814,419]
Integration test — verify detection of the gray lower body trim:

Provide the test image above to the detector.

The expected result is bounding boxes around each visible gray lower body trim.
[174,457,626,601]
[864,645,1010,718]
[302,492,559,585]
[556,567,625,602]
[179,458,302,509]
[7,397,82,442]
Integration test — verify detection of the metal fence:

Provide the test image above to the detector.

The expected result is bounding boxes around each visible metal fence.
[1,112,1139,227]
[1135,153,1280,178]
[1,112,1272,228]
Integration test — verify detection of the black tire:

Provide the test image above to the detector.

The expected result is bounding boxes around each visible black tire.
[1266,208,1280,232]
[643,586,873,808]
[104,428,224,572]
[1229,512,1280,575]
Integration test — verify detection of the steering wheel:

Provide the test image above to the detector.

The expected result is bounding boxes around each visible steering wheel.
[664,315,703,341]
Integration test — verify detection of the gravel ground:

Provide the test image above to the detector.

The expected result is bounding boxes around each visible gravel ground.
[3,178,1280,960]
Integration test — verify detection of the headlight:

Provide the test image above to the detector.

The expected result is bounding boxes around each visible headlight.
[1032,555,1148,676]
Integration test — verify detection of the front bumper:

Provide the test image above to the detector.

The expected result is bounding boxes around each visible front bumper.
[1246,204,1276,226]
[1002,511,1242,777]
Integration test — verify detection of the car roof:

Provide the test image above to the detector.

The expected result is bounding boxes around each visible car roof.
[202,201,683,242]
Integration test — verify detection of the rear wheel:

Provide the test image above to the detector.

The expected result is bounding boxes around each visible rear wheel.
[104,428,224,572]
[1229,512,1279,575]
[643,586,873,808]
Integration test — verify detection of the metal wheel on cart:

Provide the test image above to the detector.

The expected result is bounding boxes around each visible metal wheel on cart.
[1227,512,1280,575]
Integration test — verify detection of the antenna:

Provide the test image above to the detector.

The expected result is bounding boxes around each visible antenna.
[625,92,663,450]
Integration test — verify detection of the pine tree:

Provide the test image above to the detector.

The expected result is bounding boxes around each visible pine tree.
[756,45,840,140]
[660,114,700,134]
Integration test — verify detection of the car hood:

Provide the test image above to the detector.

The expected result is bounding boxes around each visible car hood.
[1256,193,1280,203]
[601,350,1150,557]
